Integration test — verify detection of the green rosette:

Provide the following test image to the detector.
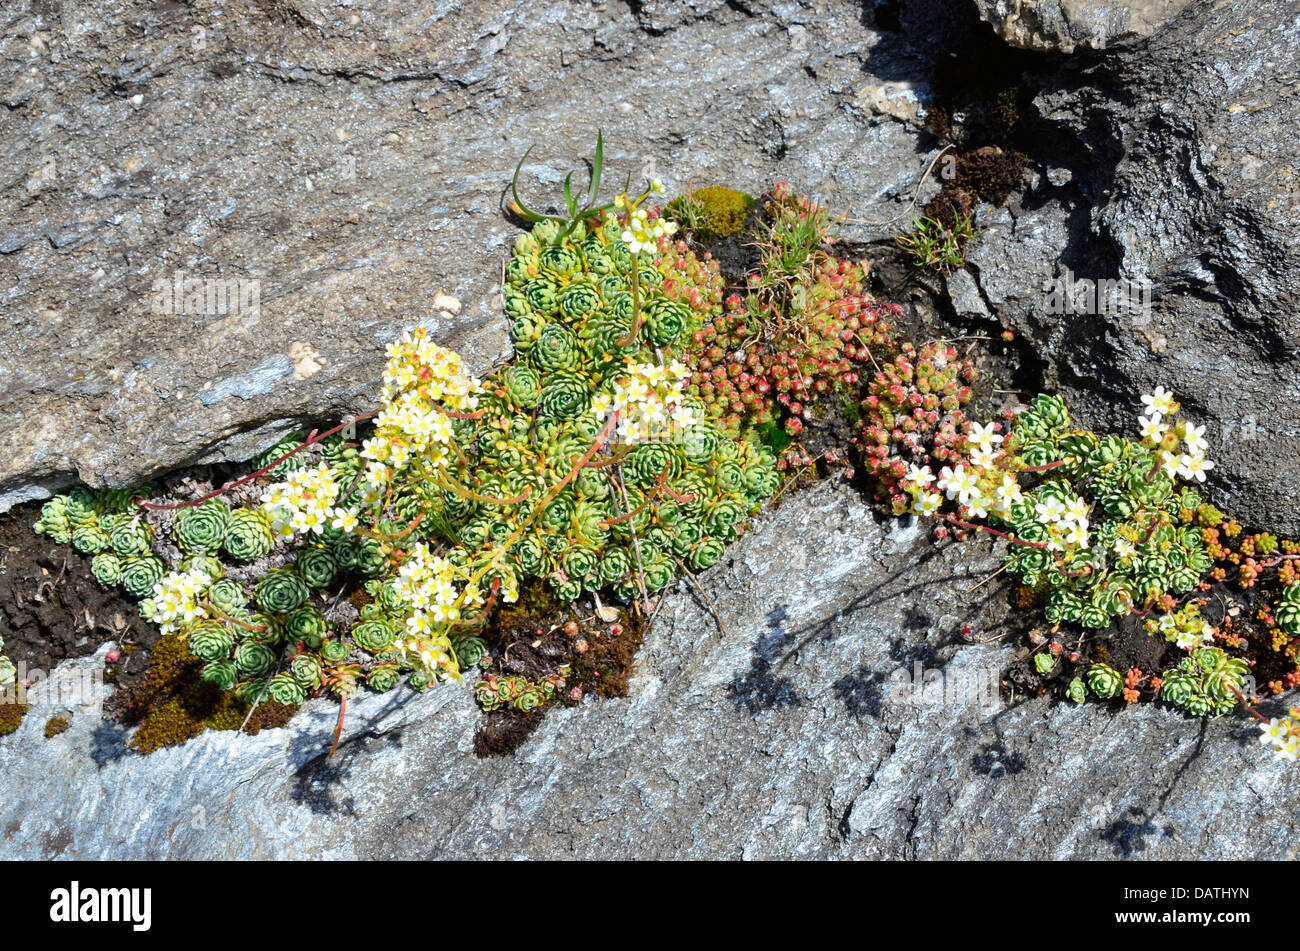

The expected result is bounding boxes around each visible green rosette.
[91,553,123,587]
[120,555,166,599]
[189,622,236,663]
[72,524,110,555]
[64,487,99,521]
[234,641,276,678]
[255,433,308,480]
[286,606,327,648]
[320,640,350,664]
[1159,669,1197,710]
[175,499,231,552]
[531,323,581,372]
[597,548,632,587]
[366,662,401,693]
[1276,584,1300,636]
[237,678,267,705]
[538,371,590,420]
[642,297,691,347]
[626,442,682,488]
[267,671,306,706]
[552,577,583,602]
[451,634,487,669]
[501,364,542,409]
[539,244,582,278]
[108,517,154,557]
[1086,664,1123,700]
[525,277,560,316]
[296,548,338,589]
[352,618,397,654]
[255,570,309,614]
[290,653,323,689]
[206,578,248,615]
[513,687,545,713]
[201,661,239,692]
[223,508,273,562]
[640,554,676,593]
[688,535,727,571]
[561,546,599,582]
[1066,678,1088,704]
[559,280,601,320]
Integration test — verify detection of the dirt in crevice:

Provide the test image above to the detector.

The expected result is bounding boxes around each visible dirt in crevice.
[0,501,158,691]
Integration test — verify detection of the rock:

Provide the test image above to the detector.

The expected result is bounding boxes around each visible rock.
[972,0,1195,53]
[1,480,1293,860]
[962,0,1300,535]
[0,0,939,513]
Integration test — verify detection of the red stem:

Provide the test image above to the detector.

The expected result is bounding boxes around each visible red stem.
[936,513,1049,549]
[140,410,379,511]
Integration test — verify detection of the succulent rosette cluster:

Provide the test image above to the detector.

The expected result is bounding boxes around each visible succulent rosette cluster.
[423,209,778,604]
[856,341,978,511]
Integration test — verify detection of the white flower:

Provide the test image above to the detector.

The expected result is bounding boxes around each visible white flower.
[913,490,942,516]
[992,473,1023,514]
[966,421,1003,453]
[1034,497,1067,524]
[964,488,989,520]
[1140,385,1178,417]
[1177,452,1215,483]
[969,444,999,469]
[1138,414,1167,443]
[1062,522,1090,549]
[1179,421,1207,455]
[904,464,935,491]
[938,465,980,504]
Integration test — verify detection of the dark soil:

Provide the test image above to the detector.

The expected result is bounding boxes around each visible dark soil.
[0,501,158,690]
[473,583,646,757]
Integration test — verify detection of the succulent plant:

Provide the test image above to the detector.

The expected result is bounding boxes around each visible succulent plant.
[855,341,977,513]
[1159,648,1250,716]
[223,508,274,562]
[254,570,309,615]
[1278,584,1300,637]
[1086,663,1124,700]
[175,499,231,552]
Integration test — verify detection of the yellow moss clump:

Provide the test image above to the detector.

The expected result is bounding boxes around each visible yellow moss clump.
[117,634,298,754]
[667,186,755,242]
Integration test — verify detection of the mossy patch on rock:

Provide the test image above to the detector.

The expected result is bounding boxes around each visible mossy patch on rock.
[0,704,28,737]
[109,634,297,754]
[43,716,69,738]
[667,185,755,242]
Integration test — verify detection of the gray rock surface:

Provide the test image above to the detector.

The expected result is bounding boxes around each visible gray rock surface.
[972,0,1194,52]
[3,480,1295,860]
[0,0,936,512]
[959,0,1300,536]
[3,0,1300,862]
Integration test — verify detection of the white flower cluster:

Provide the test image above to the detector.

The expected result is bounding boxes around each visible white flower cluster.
[261,463,354,539]
[1138,385,1215,483]
[388,542,517,679]
[150,567,212,635]
[1031,494,1092,552]
[592,360,698,444]
[362,328,481,493]
[1154,612,1215,650]
[901,420,1022,520]
[618,203,677,255]
[1259,716,1300,761]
